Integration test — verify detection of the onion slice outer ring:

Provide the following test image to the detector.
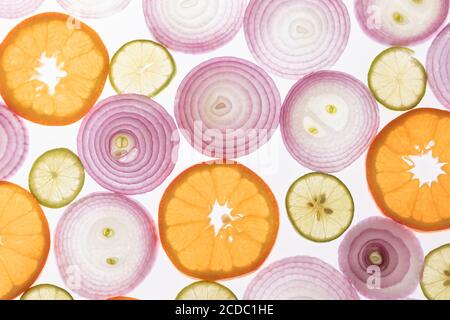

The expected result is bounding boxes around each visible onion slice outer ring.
[427,24,450,110]
[57,0,132,18]
[142,0,247,54]
[354,0,449,45]
[244,0,351,79]
[244,256,359,300]
[78,94,179,195]
[280,71,379,173]
[175,57,281,159]
[0,0,44,19]
[55,192,158,300]
[338,217,424,300]
[0,105,28,180]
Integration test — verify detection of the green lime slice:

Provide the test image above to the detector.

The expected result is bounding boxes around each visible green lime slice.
[176,281,237,300]
[421,244,450,300]
[368,47,427,111]
[21,284,73,300]
[110,40,176,97]
[29,148,85,209]
[286,172,354,243]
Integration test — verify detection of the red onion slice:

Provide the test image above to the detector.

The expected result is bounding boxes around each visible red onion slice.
[244,0,350,79]
[57,0,131,18]
[280,71,379,173]
[0,105,28,179]
[0,0,43,19]
[355,0,449,45]
[244,256,359,300]
[338,217,423,300]
[143,0,247,53]
[427,24,450,110]
[175,57,281,159]
[55,193,158,300]
[77,94,179,195]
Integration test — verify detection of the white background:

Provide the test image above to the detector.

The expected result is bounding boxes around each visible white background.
[2,0,449,300]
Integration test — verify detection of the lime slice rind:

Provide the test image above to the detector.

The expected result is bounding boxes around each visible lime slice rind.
[421,244,450,300]
[368,47,427,111]
[176,281,238,300]
[21,284,73,300]
[110,39,176,97]
[286,172,354,243]
[29,148,85,209]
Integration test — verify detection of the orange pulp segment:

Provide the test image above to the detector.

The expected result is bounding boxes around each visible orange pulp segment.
[159,162,279,280]
[0,13,109,126]
[367,108,450,231]
[0,182,50,300]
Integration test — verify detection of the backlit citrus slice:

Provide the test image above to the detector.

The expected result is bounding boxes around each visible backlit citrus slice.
[367,108,450,231]
[368,47,427,111]
[176,281,237,300]
[29,148,85,209]
[107,296,138,300]
[0,13,109,126]
[21,284,73,300]
[286,173,354,243]
[159,162,279,280]
[0,182,50,300]
[110,40,176,97]
[421,244,450,300]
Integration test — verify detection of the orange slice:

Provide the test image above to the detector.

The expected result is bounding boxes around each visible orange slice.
[0,13,109,126]
[0,182,50,300]
[159,162,279,280]
[367,108,450,231]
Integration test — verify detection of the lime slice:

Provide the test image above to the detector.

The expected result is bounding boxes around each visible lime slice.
[286,172,354,243]
[421,244,450,300]
[21,284,73,300]
[110,40,176,97]
[29,148,85,209]
[176,281,237,300]
[368,47,427,111]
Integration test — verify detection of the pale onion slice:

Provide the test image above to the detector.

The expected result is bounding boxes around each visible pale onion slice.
[339,217,424,300]
[57,0,131,18]
[21,284,73,300]
[29,148,85,209]
[0,0,44,19]
[427,24,450,110]
[175,57,281,159]
[244,256,359,300]
[244,0,350,79]
[55,193,158,300]
[77,94,179,195]
[369,47,427,111]
[0,105,28,179]
[143,0,247,54]
[421,244,450,300]
[176,282,237,300]
[280,71,379,173]
[110,40,176,97]
[355,0,449,45]
[286,172,354,243]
